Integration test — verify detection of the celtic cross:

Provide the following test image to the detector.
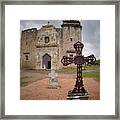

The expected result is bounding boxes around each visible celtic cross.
[61,41,96,99]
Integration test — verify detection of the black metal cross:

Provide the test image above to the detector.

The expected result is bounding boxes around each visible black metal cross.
[61,41,96,99]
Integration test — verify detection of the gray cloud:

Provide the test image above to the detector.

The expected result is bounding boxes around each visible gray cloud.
[20,20,62,31]
[81,20,100,59]
[20,20,100,59]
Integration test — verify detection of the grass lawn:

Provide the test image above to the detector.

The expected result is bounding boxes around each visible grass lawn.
[20,76,32,87]
[20,65,100,87]
[83,65,100,80]
[57,65,100,80]
[83,71,100,81]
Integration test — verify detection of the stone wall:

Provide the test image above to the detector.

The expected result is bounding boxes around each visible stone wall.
[36,47,59,69]
[35,24,61,70]
[59,20,82,67]
[20,28,37,69]
[20,20,82,70]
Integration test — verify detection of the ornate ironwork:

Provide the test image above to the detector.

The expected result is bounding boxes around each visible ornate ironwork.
[61,41,96,99]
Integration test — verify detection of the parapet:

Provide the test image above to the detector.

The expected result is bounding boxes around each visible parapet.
[61,20,82,29]
[22,28,37,33]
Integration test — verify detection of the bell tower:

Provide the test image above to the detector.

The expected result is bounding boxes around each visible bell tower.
[61,20,82,56]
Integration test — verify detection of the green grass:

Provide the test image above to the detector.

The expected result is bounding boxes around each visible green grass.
[83,65,99,70]
[20,65,100,87]
[57,65,100,80]
[83,65,100,80]
[57,66,76,74]
[20,76,31,87]
[83,71,100,80]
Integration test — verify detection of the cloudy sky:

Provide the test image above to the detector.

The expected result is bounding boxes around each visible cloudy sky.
[20,20,100,59]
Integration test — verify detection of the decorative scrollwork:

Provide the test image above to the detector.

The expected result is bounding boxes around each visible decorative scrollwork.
[84,54,96,65]
[61,41,96,96]
[74,41,84,54]
[61,56,73,66]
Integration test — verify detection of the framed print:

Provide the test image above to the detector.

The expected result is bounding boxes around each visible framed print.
[0,0,119,119]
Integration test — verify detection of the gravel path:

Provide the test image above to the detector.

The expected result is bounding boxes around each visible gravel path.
[20,77,100,100]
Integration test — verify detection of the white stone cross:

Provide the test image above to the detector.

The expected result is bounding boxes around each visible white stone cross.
[48,70,60,88]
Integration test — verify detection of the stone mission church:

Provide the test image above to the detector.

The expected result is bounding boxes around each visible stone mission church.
[20,20,82,70]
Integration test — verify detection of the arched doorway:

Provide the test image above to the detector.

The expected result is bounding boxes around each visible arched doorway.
[42,53,51,69]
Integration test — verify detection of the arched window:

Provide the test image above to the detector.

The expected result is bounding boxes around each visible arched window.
[70,38,73,42]
[42,53,51,69]
[45,36,50,43]
[25,55,29,60]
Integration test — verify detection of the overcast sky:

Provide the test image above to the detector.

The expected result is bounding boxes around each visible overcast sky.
[20,20,100,59]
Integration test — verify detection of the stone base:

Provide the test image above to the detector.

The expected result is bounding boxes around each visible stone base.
[48,85,61,89]
[67,90,89,100]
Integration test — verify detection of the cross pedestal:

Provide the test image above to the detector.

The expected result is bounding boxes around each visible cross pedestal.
[61,41,96,100]
[48,70,60,89]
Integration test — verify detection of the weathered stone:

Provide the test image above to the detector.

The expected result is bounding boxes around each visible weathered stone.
[48,70,60,89]
[20,20,82,70]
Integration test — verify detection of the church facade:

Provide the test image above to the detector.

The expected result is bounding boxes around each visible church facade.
[20,20,82,70]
